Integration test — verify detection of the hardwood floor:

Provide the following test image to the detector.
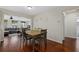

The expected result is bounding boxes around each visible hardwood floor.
[0,34,75,52]
[64,37,76,52]
[64,37,79,52]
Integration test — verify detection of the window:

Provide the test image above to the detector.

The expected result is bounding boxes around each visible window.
[12,20,18,24]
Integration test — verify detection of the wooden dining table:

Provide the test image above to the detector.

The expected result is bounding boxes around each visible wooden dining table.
[25,30,47,51]
[26,30,42,37]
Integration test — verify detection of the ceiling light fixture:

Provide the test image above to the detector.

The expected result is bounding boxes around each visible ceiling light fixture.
[10,16,13,19]
[27,6,32,10]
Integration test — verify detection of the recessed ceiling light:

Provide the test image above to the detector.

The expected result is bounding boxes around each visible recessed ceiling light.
[27,6,32,10]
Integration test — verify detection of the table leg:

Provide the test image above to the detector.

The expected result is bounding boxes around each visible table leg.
[32,39,35,52]
[44,38,47,51]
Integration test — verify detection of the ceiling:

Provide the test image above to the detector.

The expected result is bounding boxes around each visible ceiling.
[0,6,79,16]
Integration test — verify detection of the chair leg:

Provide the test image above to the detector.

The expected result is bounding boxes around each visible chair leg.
[32,39,35,52]
[44,39,47,51]
[38,39,41,51]
[29,39,32,45]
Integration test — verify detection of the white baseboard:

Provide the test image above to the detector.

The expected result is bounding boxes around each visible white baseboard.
[47,37,63,44]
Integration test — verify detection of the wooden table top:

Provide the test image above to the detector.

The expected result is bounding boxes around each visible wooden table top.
[25,30,41,36]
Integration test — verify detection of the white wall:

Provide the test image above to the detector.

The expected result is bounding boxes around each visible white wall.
[64,12,76,38]
[0,11,4,41]
[33,10,64,43]
[77,22,79,37]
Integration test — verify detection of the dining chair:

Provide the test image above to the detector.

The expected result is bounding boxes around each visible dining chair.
[22,28,32,46]
[32,34,43,52]
[32,29,47,52]
[40,29,47,51]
